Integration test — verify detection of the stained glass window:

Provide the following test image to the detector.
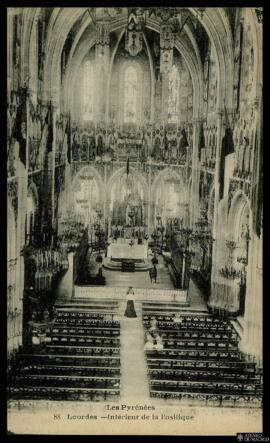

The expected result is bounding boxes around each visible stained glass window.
[83,61,94,121]
[168,65,180,123]
[124,66,137,123]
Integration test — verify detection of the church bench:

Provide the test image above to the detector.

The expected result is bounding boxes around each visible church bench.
[17,364,121,377]
[149,391,262,408]
[143,309,261,405]
[19,353,121,366]
[145,349,242,361]
[149,380,262,395]
[51,328,120,337]
[143,315,229,322]
[50,336,120,347]
[146,358,256,373]
[44,345,120,356]
[56,303,118,310]
[142,313,229,324]
[144,326,238,338]
[11,374,120,389]
[143,317,232,327]
[163,334,238,344]
[147,369,260,383]
[8,385,121,401]
[151,330,238,342]
[56,312,117,321]
[143,321,233,333]
[56,309,117,316]
[55,318,120,328]
[161,340,237,351]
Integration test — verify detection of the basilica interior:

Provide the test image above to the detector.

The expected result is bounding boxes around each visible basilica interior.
[7,7,263,429]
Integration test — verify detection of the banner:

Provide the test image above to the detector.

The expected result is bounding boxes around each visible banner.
[11,88,27,166]
[219,108,234,200]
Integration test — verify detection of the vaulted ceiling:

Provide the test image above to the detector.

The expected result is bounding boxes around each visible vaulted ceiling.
[20,7,261,114]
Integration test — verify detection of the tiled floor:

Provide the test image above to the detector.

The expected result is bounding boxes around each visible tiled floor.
[90,252,175,290]
[8,255,262,434]
[87,251,207,311]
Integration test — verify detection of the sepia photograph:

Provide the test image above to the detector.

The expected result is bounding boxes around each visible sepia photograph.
[6,5,264,437]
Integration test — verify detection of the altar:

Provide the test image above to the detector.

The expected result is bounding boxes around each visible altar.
[104,239,151,272]
[107,243,148,261]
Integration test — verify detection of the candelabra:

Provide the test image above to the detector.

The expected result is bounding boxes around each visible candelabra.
[128,207,136,228]
[193,214,214,267]
[152,214,165,252]
[94,209,105,262]
[219,265,241,280]
[237,256,248,265]
[226,240,238,253]
[177,227,194,252]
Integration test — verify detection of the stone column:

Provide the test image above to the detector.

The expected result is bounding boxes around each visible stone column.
[147,165,152,230]
[149,202,156,236]
[189,119,201,228]
[103,165,108,230]
[143,201,148,228]
[210,110,224,297]
[213,110,224,238]
[239,232,262,362]
[161,72,169,123]
[51,103,58,231]
[17,87,30,348]
[28,17,38,106]
[17,169,27,348]
[7,10,14,99]
[239,97,263,363]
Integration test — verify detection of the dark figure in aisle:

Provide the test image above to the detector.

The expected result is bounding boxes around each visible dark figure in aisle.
[149,267,153,283]
[124,286,137,318]
[149,265,157,283]
[152,264,157,283]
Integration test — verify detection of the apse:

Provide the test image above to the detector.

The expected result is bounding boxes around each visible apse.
[109,169,145,227]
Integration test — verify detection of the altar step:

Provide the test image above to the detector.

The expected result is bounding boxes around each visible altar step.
[142,303,205,313]
[121,261,135,272]
[103,258,152,272]
[55,300,118,308]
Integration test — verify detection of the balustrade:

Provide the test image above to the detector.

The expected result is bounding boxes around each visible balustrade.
[70,121,193,166]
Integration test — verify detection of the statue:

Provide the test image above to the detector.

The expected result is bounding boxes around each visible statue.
[178,128,189,162]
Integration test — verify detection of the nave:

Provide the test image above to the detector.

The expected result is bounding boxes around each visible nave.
[8,294,262,408]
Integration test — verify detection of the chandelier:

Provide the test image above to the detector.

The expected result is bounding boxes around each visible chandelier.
[125,8,145,56]
[219,265,241,280]
[95,21,110,72]
[192,210,214,248]
[159,23,176,74]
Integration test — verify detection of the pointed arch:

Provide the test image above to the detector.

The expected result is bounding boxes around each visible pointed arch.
[123,65,138,124]
[228,190,252,241]
[168,64,180,124]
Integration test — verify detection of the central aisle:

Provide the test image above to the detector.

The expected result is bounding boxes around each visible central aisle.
[119,301,149,401]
